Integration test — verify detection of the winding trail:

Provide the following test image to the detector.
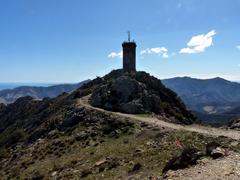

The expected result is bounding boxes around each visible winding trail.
[78,95,240,140]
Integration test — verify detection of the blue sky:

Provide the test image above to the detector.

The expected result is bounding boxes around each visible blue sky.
[0,0,239,83]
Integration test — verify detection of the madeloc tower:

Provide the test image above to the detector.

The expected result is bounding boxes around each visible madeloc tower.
[122,32,137,72]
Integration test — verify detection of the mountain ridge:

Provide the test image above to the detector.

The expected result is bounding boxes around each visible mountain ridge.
[162,76,240,124]
[162,77,240,105]
[0,80,90,104]
[1,76,239,125]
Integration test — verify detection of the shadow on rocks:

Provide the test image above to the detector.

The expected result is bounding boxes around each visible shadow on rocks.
[162,148,203,174]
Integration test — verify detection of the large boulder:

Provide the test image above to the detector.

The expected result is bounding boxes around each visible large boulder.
[206,142,226,159]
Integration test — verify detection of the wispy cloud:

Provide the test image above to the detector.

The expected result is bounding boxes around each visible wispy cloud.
[180,30,216,54]
[140,47,169,58]
[237,45,240,50]
[108,51,123,59]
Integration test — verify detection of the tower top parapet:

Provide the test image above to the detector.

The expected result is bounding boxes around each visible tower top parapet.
[122,31,137,72]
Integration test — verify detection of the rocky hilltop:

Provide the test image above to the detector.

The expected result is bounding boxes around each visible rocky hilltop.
[88,70,195,124]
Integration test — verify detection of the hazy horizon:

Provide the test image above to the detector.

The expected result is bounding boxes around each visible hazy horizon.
[0,75,239,87]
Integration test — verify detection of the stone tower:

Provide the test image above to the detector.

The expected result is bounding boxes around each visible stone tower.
[122,32,137,72]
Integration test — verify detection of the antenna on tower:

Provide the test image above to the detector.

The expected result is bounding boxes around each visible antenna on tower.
[128,31,131,42]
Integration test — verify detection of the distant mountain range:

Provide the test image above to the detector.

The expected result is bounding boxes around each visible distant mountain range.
[0,83,52,91]
[0,77,239,125]
[162,77,240,124]
[0,80,90,104]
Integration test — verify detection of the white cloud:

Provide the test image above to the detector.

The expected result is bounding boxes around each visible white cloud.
[108,51,123,59]
[140,50,147,55]
[162,53,169,58]
[237,45,240,50]
[140,47,169,58]
[179,30,216,54]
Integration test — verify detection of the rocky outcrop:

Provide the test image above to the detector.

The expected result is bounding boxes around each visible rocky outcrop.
[206,142,226,159]
[90,75,146,114]
[163,142,228,175]
[227,118,240,130]
[162,148,203,174]
[89,70,196,124]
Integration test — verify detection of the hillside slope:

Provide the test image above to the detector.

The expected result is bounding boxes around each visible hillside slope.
[1,70,240,179]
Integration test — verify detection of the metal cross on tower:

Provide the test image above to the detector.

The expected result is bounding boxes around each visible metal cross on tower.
[128,31,131,42]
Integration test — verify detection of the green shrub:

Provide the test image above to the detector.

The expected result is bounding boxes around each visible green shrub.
[0,148,8,159]
[0,128,27,146]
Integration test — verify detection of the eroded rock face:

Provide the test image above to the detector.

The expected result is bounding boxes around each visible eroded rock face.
[89,70,196,124]
[90,76,145,114]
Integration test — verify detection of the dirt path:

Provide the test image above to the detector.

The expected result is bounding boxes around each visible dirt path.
[78,95,240,140]
[165,152,240,180]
